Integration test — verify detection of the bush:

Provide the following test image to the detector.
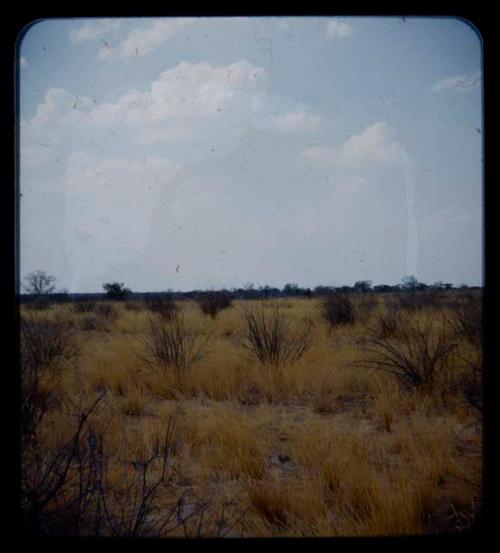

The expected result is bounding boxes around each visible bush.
[20,314,79,438]
[103,282,131,301]
[319,293,355,332]
[360,313,457,390]
[389,290,443,313]
[196,291,232,319]
[446,292,482,346]
[141,312,210,384]
[233,302,313,367]
[145,296,178,321]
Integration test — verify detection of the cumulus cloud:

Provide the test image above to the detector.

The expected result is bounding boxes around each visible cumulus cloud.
[98,18,195,60]
[326,18,352,39]
[91,60,266,124]
[20,60,268,164]
[431,70,481,93]
[69,19,122,44]
[303,121,407,169]
[273,111,321,133]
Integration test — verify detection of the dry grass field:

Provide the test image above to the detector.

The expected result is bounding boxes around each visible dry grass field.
[20,291,482,537]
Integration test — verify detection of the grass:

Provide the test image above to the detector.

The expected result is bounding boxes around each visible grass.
[20,293,482,537]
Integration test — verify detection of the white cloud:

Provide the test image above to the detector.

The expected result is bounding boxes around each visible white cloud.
[303,122,407,169]
[69,19,122,44]
[274,111,321,133]
[91,60,266,125]
[20,56,28,68]
[98,18,195,60]
[431,71,481,93]
[326,19,352,39]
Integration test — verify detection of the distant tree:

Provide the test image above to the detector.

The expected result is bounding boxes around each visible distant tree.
[373,284,393,293]
[103,282,131,301]
[283,283,299,296]
[22,271,57,295]
[354,280,372,293]
[313,285,334,296]
[433,281,453,290]
[401,275,419,290]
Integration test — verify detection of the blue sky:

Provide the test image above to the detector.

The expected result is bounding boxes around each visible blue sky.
[18,16,483,293]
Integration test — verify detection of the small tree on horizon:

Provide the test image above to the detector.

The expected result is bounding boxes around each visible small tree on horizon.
[103,282,131,301]
[22,271,57,296]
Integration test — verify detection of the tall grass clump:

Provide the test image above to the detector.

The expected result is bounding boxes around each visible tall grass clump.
[21,314,79,436]
[233,302,313,367]
[196,291,232,319]
[445,292,482,347]
[360,313,457,391]
[141,311,210,384]
[319,293,355,333]
[445,292,482,414]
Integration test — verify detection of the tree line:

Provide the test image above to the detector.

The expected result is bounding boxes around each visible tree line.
[19,270,479,304]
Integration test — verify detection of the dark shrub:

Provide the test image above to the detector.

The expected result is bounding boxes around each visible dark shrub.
[360,313,456,391]
[20,315,79,437]
[446,292,482,346]
[196,291,232,319]
[141,312,210,384]
[319,293,355,332]
[233,302,313,367]
[103,282,131,301]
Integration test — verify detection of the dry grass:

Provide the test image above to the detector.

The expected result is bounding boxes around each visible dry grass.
[20,293,482,537]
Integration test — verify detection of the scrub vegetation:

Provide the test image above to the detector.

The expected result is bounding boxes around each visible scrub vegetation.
[19,287,482,537]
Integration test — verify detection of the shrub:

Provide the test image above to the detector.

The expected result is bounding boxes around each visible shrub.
[103,282,131,301]
[20,314,79,438]
[319,293,355,332]
[21,393,107,535]
[233,302,313,367]
[360,314,457,390]
[145,295,178,321]
[389,290,443,313]
[196,291,232,319]
[141,312,210,384]
[445,292,482,346]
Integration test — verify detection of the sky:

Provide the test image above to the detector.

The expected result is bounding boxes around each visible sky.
[18,16,483,293]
